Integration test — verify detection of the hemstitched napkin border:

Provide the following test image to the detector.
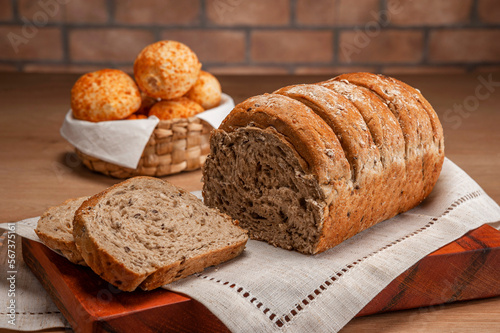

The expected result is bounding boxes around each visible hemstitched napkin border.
[165,159,500,332]
[192,190,482,329]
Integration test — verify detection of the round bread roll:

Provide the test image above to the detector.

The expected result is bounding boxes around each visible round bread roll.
[71,69,141,122]
[185,70,222,109]
[134,41,201,100]
[148,97,203,120]
[126,113,148,120]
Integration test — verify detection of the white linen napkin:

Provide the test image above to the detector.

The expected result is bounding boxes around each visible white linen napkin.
[60,93,235,169]
[1,158,499,332]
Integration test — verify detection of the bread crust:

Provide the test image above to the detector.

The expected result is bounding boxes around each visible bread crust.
[35,197,88,265]
[317,80,406,227]
[384,76,445,198]
[125,113,148,120]
[333,73,436,212]
[73,176,248,291]
[219,93,350,186]
[274,84,381,183]
[148,97,203,120]
[317,80,405,168]
[140,239,245,290]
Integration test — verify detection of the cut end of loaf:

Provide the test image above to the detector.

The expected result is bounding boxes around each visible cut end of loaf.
[73,176,248,291]
[203,127,327,254]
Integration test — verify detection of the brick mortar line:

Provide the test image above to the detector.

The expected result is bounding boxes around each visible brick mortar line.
[0,21,205,29]
[10,0,18,21]
[384,23,500,30]
[417,60,500,67]
[332,28,339,65]
[290,0,297,26]
[199,0,207,27]
[60,21,69,64]
[243,24,500,30]
[421,27,430,65]
[379,0,387,17]
[150,25,162,42]
[244,28,251,65]
[107,0,115,24]
[468,63,500,72]
[245,61,500,67]
[1,21,500,30]
[377,0,386,42]
[335,61,500,67]
[470,0,480,26]
[466,64,477,73]
[3,59,500,68]
[334,24,500,30]
[0,59,253,67]
[5,0,21,72]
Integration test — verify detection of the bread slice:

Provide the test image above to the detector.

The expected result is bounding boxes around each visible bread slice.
[73,176,248,292]
[333,73,438,212]
[317,79,406,223]
[35,197,89,266]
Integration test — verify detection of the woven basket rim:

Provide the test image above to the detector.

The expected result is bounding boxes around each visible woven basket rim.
[76,115,214,178]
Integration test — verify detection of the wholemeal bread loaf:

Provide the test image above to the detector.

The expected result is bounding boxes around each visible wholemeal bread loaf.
[73,176,248,291]
[35,197,89,265]
[202,73,444,254]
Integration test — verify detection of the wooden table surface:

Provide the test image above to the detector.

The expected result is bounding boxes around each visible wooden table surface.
[0,72,499,332]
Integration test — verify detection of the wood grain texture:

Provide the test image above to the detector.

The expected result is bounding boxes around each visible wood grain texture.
[22,238,230,333]
[357,224,500,316]
[1,73,500,332]
[22,225,500,333]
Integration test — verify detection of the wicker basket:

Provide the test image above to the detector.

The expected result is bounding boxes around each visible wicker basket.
[76,116,213,178]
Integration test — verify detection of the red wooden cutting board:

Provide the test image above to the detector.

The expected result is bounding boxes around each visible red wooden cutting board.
[22,224,500,333]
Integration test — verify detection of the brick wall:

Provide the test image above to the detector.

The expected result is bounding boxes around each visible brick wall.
[0,0,499,75]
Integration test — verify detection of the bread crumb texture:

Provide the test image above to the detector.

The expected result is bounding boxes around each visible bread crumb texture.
[73,177,248,291]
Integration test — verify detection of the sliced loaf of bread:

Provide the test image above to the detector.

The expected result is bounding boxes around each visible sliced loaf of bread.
[35,197,89,265]
[73,176,248,292]
[203,72,444,254]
